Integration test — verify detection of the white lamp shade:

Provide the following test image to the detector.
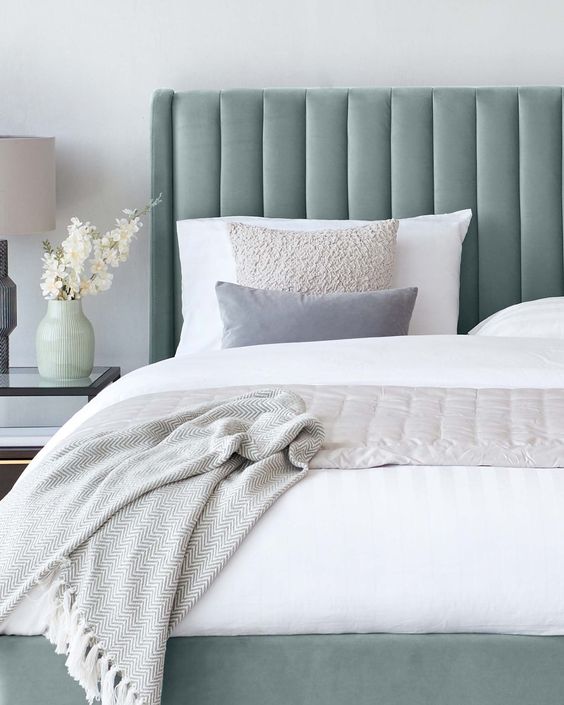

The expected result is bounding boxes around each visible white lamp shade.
[0,136,56,235]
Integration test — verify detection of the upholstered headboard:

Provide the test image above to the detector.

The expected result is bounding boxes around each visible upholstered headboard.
[150,87,564,362]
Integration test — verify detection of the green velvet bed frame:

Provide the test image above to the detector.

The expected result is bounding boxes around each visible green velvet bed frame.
[3,87,564,705]
[150,86,564,361]
[4,634,564,705]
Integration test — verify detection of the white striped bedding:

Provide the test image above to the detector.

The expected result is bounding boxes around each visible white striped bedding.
[3,334,564,637]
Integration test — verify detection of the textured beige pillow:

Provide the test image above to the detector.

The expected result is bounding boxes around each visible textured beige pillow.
[228,220,399,294]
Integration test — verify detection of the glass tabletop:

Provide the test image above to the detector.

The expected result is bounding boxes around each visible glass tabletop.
[0,367,118,392]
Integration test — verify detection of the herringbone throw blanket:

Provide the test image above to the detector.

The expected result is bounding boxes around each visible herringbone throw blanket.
[0,388,324,705]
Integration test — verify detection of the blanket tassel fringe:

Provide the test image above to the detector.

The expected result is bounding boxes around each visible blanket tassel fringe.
[44,578,142,705]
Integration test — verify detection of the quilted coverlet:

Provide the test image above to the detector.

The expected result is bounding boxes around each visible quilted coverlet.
[0,388,324,705]
[90,385,564,470]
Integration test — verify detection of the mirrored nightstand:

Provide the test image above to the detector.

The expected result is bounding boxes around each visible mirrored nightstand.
[0,366,120,499]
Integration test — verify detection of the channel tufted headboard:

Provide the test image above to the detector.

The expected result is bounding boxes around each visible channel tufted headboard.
[150,87,564,362]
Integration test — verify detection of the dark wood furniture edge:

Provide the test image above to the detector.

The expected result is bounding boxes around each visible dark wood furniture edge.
[0,447,40,461]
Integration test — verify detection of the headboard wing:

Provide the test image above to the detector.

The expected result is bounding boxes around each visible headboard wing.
[151,87,564,362]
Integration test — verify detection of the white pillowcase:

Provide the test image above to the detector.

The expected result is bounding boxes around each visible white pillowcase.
[176,211,472,356]
[469,298,564,339]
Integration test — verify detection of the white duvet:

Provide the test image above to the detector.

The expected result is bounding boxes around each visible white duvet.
[4,335,564,637]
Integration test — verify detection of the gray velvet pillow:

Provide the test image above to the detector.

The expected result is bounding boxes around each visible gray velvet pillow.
[216,282,418,348]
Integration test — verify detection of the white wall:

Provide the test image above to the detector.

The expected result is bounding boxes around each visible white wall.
[2,0,563,372]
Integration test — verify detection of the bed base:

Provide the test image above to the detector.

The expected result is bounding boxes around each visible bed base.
[2,633,564,705]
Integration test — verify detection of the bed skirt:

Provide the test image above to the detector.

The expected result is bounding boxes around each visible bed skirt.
[1,633,564,705]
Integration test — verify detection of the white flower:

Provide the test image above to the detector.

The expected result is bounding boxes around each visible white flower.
[40,276,63,299]
[90,258,107,275]
[93,269,113,292]
[105,248,121,268]
[40,197,160,301]
[42,254,64,275]
[79,278,95,296]
[62,222,92,275]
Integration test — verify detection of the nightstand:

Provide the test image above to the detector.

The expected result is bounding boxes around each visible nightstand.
[0,366,120,499]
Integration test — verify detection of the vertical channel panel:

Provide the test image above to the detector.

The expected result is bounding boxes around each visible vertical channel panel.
[347,88,392,220]
[519,87,564,300]
[263,89,307,218]
[433,87,478,332]
[476,87,521,320]
[172,91,221,219]
[220,90,264,216]
[305,89,349,219]
[390,88,434,219]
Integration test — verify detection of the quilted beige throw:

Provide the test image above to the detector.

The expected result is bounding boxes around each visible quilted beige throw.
[0,389,324,705]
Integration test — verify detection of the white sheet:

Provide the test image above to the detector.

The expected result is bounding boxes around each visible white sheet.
[4,335,564,637]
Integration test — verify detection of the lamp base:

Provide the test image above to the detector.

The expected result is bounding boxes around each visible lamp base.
[0,336,8,375]
[0,240,17,374]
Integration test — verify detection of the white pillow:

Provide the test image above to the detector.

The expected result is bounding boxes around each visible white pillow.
[469,298,564,339]
[176,210,472,355]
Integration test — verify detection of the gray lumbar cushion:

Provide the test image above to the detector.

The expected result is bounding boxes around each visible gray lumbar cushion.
[216,281,418,349]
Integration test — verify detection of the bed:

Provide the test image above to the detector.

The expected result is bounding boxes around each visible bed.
[2,87,564,705]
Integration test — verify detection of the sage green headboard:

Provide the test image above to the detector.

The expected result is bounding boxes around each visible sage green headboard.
[150,87,564,362]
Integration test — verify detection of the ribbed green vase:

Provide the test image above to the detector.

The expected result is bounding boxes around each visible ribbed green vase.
[36,300,95,380]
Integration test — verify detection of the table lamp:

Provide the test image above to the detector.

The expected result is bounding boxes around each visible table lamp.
[0,137,56,374]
